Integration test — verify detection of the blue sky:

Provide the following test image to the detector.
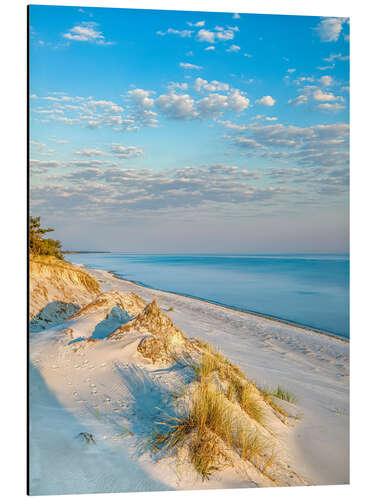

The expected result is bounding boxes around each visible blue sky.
[29,5,349,252]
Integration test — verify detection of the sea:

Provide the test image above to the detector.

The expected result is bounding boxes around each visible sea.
[65,253,349,339]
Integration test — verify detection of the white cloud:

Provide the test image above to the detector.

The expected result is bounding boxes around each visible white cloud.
[216,29,235,41]
[323,53,349,62]
[168,81,189,91]
[63,22,114,45]
[196,28,235,43]
[187,21,205,27]
[312,89,342,102]
[233,13,240,19]
[128,88,154,108]
[194,78,230,92]
[256,95,276,106]
[111,144,144,159]
[30,159,63,169]
[294,76,315,85]
[156,28,193,38]
[74,149,107,157]
[205,46,215,51]
[197,90,249,118]
[179,62,203,70]
[156,88,249,121]
[197,94,230,118]
[227,90,250,112]
[127,89,158,128]
[289,85,345,110]
[288,94,308,106]
[243,53,252,58]
[226,44,241,53]
[88,100,124,113]
[196,29,216,43]
[316,103,345,111]
[317,64,335,71]
[156,93,198,120]
[318,75,333,87]
[287,68,296,73]
[315,17,348,42]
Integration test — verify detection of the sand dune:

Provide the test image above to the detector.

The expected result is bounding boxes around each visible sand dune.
[28,262,349,494]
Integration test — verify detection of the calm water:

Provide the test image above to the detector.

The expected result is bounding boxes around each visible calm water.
[65,253,349,339]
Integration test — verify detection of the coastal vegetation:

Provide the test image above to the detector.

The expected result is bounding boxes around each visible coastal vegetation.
[149,338,298,481]
[29,216,63,259]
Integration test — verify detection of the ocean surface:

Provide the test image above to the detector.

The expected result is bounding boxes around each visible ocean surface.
[65,253,350,339]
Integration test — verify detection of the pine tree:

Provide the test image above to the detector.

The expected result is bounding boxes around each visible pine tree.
[29,216,63,259]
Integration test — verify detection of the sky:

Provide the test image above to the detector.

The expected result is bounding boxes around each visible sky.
[29,5,349,253]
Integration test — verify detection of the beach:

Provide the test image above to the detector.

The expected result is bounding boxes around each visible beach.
[29,260,349,494]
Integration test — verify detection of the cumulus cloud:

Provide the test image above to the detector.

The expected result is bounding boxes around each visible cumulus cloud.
[156,88,249,121]
[128,88,154,109]
[205,45,215,51]
[256,95,276,106]
[196,28,235,43]
[156,93,198,120]
[312,89,342,102]
[196,29,216,43]
[315,17,348,42]
[194,78,230,92]
[127,89,158,128]
[288,85,345,110]
[63,22,114,45]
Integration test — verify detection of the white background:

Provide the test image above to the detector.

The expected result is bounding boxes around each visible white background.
[1,0,374,498]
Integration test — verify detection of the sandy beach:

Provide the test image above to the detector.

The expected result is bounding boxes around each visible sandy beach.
[29,261,349,495]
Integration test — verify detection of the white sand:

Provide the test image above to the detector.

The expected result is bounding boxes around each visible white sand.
[29,266,349,494]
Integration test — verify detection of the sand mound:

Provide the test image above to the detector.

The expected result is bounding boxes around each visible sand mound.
[69,291,146,320]
[110,299,187,363]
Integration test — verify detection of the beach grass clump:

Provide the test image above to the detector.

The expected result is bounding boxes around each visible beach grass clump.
[238,383,265,424]
[273,386,297,404]
[189,431,228,480]
[191,346,265,425]
[150,380,272,480]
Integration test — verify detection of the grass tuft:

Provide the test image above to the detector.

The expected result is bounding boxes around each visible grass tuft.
[273,386,297,404]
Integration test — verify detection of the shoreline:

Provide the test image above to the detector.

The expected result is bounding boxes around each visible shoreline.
[75,262,349,344]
